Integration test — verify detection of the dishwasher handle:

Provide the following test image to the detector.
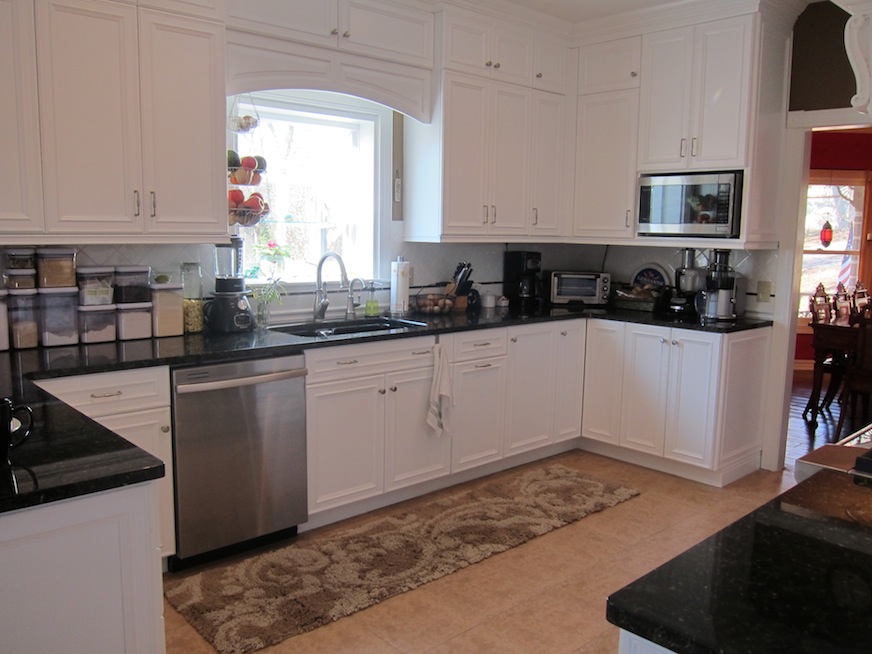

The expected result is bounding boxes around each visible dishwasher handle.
[175,368,308,394]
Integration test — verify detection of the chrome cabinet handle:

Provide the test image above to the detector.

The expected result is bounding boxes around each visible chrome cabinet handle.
[150,191,156,217]
[630,71,638,77]
[390,386,397,392]
[691,137,698,157]
[336,359,359,365]
[672,339,679,346]
[483,205,488,224]
[533,208,538,225]
[679,138,687,158]
[91,390,123,399]
[474,363,492,369]
[378,388,386,394]
[560,330,567,336]
[491,205,496,224]
[625,210,631,227]
[485,60,493,67]
[510,336,518,343]
[473,341,492,347]
[536,72,543,78]
[493,62,500,69]
[133,190,140,217]
[331,27,339,35]
[660,337,667,344]
[343,30,350,38]
[412,350,431,356]
[161,425,170,433]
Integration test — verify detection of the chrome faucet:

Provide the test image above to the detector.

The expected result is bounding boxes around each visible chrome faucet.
[313,251,350,320]
[346,277,366,319]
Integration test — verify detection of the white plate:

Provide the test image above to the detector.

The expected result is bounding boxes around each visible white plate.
[631,263,669,289]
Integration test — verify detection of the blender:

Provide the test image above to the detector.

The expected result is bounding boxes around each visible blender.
[700,249,738,321]
[669,248,706,317]
[205,236,255,332]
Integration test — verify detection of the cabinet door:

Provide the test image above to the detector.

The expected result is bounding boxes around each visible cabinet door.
[689,16,753,169]
[139,9,227,237]
[490,23,533,85]
[530,90,567,238]
[227,0,337,46]
[442,74,489,236]
[0,0,44,234]
[664,329,719,467]
[139,0,226,21]
[578,37,641,94]
[307,375,384,512]
[620,324,671,456]
[441,11,491,77]
[554,320,586,442]
[384,366,450,491]
[505,323,556,455]
[637,26,694,171]
[488,81,531,236]
[451,356,506,472]
[98,407,176,557]
[342,0,434,68]
[37,0,143,234]
[573,89,638,240]
[532,37,568,93]
[581,319,624,444]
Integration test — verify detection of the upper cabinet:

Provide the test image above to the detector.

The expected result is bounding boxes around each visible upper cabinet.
[0,0,44,235]
[228,0,434,68]
[578,36,641,95]
[637,15,754,172]
[139,0,225,21]
[34,0,227,242]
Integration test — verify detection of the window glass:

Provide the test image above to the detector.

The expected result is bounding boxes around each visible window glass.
[798,171,865,316]
[229,91,385,284]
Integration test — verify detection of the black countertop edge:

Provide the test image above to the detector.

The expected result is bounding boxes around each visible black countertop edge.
[606,469,872,653]
[21,309,773,381]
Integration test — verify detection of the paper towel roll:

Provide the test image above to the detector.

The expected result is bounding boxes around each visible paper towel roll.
[390,257,410,314]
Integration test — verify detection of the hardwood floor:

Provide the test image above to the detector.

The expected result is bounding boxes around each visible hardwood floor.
[162,373,830,653]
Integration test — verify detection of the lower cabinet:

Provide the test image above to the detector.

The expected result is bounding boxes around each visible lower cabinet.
[450,352,508,471]
[0,482,165,654]
[34,366,175,556]
[581,318,771,486]
[304,336,443,514]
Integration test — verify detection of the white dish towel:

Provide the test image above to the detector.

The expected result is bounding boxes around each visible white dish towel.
[427,343,453,437]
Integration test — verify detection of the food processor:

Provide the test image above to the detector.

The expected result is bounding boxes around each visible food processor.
[205,237,255,333]
[668,248,706,317]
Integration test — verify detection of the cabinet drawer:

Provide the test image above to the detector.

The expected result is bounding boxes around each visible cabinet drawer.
[34,366,170,418]
[305,335,436,384]
[449,327,507,362]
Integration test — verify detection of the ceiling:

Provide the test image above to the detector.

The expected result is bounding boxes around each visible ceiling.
[497,0,683,23]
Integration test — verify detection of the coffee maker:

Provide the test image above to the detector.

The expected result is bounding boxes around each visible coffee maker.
[205,236,255,333]
[668,248,706,318]
[503,251,542,314]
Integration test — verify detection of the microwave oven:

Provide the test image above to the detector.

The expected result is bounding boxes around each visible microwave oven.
[637,170,743,238]
[547,271,611,306]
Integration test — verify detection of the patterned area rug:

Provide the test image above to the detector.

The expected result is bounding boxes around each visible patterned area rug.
[164,454,639,654]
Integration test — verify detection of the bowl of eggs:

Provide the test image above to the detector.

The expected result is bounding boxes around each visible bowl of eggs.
[410,293,456,314]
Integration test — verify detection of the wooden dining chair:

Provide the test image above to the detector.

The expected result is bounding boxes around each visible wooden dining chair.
[834,310,872,439]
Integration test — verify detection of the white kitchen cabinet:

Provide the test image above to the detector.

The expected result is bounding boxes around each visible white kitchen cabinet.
[441,9,533,86]
[553,320,586,442]
[532,36,569,93]
[581,319,625,445]
[505,323,556,456]
[33,366,176,556]
[0,483,165,654]
[305,336,440,513]
[530,90,568,238]
[140,0,224,21]
[228,0,433,68]
[578,36,641,94]
[573,89,639,240]
[0,0,44,235]
[637,15,754,171]
[34,0,227,241]
[441,73,531,238]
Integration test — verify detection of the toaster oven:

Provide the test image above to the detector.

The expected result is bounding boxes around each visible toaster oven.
[547,271,611,306]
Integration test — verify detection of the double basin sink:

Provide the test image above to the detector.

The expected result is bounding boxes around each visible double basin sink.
[270,317,429,340]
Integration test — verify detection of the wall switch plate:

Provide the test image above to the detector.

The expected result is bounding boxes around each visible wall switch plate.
[757,281,773,303]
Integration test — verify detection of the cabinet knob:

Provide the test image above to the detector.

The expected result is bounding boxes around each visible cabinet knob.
[161,425,170,433]
[331,27,339,35]
[390,386,397,392]
[536,72,543,78]
[485,60,493,67]
[671,339,679,346]
[343,30,350,38]
[493,62,501,69]
[660,337,667,344]
[378,388,386,395]
[560,330,568,336]
[511,336,518,343]
[630,71,638,77]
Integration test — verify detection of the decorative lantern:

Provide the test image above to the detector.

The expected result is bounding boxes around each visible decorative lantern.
[820,221,833,247]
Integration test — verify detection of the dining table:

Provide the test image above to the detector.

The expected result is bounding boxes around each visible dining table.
[803,320,859,427]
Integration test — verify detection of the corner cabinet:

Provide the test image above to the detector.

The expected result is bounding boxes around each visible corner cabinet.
[581,319,771,487]
[29,0,227,243]
[637,15,754,172]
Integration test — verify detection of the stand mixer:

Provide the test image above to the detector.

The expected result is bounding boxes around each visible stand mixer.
[669,248,706,317]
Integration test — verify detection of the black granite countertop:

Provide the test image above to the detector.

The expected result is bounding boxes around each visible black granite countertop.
[607,469,872,653]
[0,307,771,516]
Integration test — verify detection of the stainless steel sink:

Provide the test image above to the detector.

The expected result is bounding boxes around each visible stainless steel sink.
[270,317,428,339]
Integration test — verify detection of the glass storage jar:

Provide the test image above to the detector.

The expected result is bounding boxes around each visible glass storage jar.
[5,248,36,270]
[150,283,184,337]
[38,287,79,346]
[114,266,151,303]
[5,269,37,290]
[36,248,77,288]
[76,266,114,305]
[116,302,153,340]
[181,262,204,333]
[78,304,117,343]
[8,289,38,349]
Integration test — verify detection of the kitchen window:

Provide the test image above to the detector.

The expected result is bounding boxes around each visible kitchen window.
[797,170,869,317]
[229,90,392,285]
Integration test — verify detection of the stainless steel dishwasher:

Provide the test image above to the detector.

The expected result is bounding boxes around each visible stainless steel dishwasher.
[170,355,307,566]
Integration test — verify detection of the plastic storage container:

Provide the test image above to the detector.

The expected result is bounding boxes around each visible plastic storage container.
[77,266,114,305]
[78,304,117,343]
[5,269,37,290]
[8,289,39,348]
[36,248,77,288]
[38,287,79,346]
[150,283,184,337]
[0,290,9,351]
[116,302,152,340]
[114,266,151,303]
[5,248,36,270]
[181,262,204,333]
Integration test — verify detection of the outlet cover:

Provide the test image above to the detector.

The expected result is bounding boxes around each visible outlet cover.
[757,281,773,302]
